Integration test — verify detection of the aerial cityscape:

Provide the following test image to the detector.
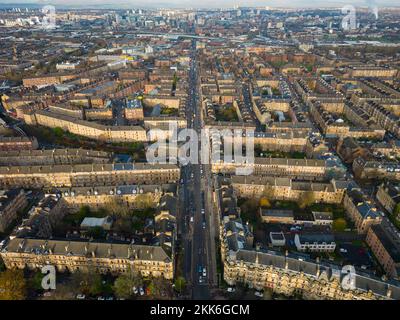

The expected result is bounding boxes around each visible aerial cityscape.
[0,1,400,306]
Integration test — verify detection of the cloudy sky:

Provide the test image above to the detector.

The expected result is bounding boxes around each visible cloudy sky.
[0,0,397,8]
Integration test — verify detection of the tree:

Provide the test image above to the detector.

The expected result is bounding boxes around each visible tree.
[114,218,133,234]
[0,269,27,300]
[333,218,347,232]
[86,226,105,239]
[42,283,75,300]
[78,205,91,218]
[147,277,171,297]
[103,198,130,217]
[239,198,259,225]
[53,127,64,138]
[262,184,276,200]
[174,277,186,294]
[259,197,271,208]
[29,272,44,291]
[113,271,143,299]
[0,258,5,272]
[298,191,315,209]
[393,203,400,218]
[71,271,103,296]
[260,184,275,208]
[134,194,156,209]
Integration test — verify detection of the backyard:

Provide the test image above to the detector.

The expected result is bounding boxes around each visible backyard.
[214,104,239,122]
[53,203,157,239]
[22,125,146,161]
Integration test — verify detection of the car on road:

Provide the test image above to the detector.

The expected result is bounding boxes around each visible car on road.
[202,268,206,277]
[202,222,206,229]
[227,287,236,293]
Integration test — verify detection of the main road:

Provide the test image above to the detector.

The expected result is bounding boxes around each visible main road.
[180,40,217,299]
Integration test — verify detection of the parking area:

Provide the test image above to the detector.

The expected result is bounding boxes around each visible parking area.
[337,243,373,269]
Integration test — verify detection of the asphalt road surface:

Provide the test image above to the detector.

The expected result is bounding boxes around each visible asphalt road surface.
[180,41,217,299]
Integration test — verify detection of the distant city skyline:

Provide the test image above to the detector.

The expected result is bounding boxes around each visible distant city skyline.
[0,0,399,9]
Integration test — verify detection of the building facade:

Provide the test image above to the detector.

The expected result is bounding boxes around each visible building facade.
[1,238,173,279]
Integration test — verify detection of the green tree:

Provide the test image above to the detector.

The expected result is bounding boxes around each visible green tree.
[86,226,105,239]
[0,269,27,300]
[78,205,91,219]
[239,198,259,225]
[29,272,44,291]
[53,127,64,138]
[172,72,178,91]
[113,270,143,299]
[174,277,186,293]
[393,203,400,218]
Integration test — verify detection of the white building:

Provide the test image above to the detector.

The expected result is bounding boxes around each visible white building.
[294,233,336,252]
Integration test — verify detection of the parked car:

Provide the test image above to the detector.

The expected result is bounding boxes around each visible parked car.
[227,287,236,293]
[139,287,145,296]
[254,291,263,297]
[133,286,138,295]
[76,294,86,300]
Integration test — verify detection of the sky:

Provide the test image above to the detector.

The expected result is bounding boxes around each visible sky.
[0,0,398,9]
